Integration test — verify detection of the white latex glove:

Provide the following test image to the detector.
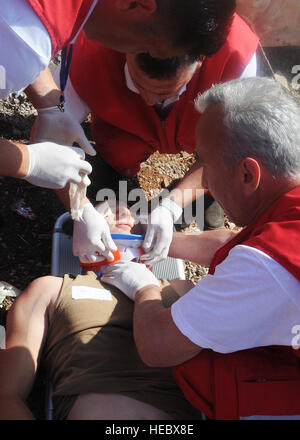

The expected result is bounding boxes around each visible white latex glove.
[30,106,96,156]
[142,199,182,265]
[101,260,160,301]
[23,143,92,189]
[73,202,118,263]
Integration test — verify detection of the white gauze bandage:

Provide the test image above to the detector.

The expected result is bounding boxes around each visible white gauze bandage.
[69,174,91,221]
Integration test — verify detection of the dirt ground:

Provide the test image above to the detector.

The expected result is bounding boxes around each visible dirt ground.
[0,45,300,418]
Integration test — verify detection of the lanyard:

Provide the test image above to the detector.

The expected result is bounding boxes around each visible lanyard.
[58,0,98,106]
[59,44,74,106]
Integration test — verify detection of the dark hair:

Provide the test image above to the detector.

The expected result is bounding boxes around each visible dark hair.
[158,0,236,58]
[135,52,202,79]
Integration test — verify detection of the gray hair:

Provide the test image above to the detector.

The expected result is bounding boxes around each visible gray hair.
[195,77,300,180]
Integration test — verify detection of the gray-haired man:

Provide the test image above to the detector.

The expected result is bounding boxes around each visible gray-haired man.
[102,77,300,420]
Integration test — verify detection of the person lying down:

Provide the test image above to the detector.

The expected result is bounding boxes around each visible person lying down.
[0,200,199,420]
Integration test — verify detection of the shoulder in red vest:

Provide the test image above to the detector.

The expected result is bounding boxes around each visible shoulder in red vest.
[210,186,300,280]
[26,0,94,58]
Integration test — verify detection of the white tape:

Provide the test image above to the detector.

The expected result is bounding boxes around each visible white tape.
[72,286,113,301]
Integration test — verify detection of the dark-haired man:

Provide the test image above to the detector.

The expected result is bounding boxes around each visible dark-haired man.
[53,13,257,179]
[46,13,258,264]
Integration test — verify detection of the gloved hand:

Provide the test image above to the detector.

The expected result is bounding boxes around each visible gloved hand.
[142,199,182,265]
[101,260,160,301]
[73,202,118,263]
[23,143,92,189]
[30,106,96,156]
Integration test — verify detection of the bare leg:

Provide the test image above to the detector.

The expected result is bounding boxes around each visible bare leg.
[67,393,174,420]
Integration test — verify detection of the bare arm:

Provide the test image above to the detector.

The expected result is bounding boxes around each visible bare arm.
[25,67,83,210]
[0,138,29,178]
[0,68,56,177]
[25,67,61,109]
[133,228,239,365]
[26,67,92,210]
[169,229,239,267]
[133,285,201,368]
[167,161,204,208]
[0,276,62,420]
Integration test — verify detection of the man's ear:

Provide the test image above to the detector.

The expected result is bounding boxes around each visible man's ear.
[116,0,157,13]
[238,157,261,194]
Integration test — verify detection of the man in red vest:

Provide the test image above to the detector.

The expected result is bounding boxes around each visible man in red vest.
[49,13,258,264]
[57,14,258,180]
[0,0,236,262]
[101,76,300,419]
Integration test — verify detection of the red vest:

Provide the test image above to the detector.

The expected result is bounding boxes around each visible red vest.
[173,186,300,419]
[69,14,259,176]
[26,0,94,58]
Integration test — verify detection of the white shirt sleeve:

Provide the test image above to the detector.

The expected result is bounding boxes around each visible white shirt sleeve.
[53,65,91,124]
[0,0,52,98]
[240,52,257,78]
[171,245,300,353]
